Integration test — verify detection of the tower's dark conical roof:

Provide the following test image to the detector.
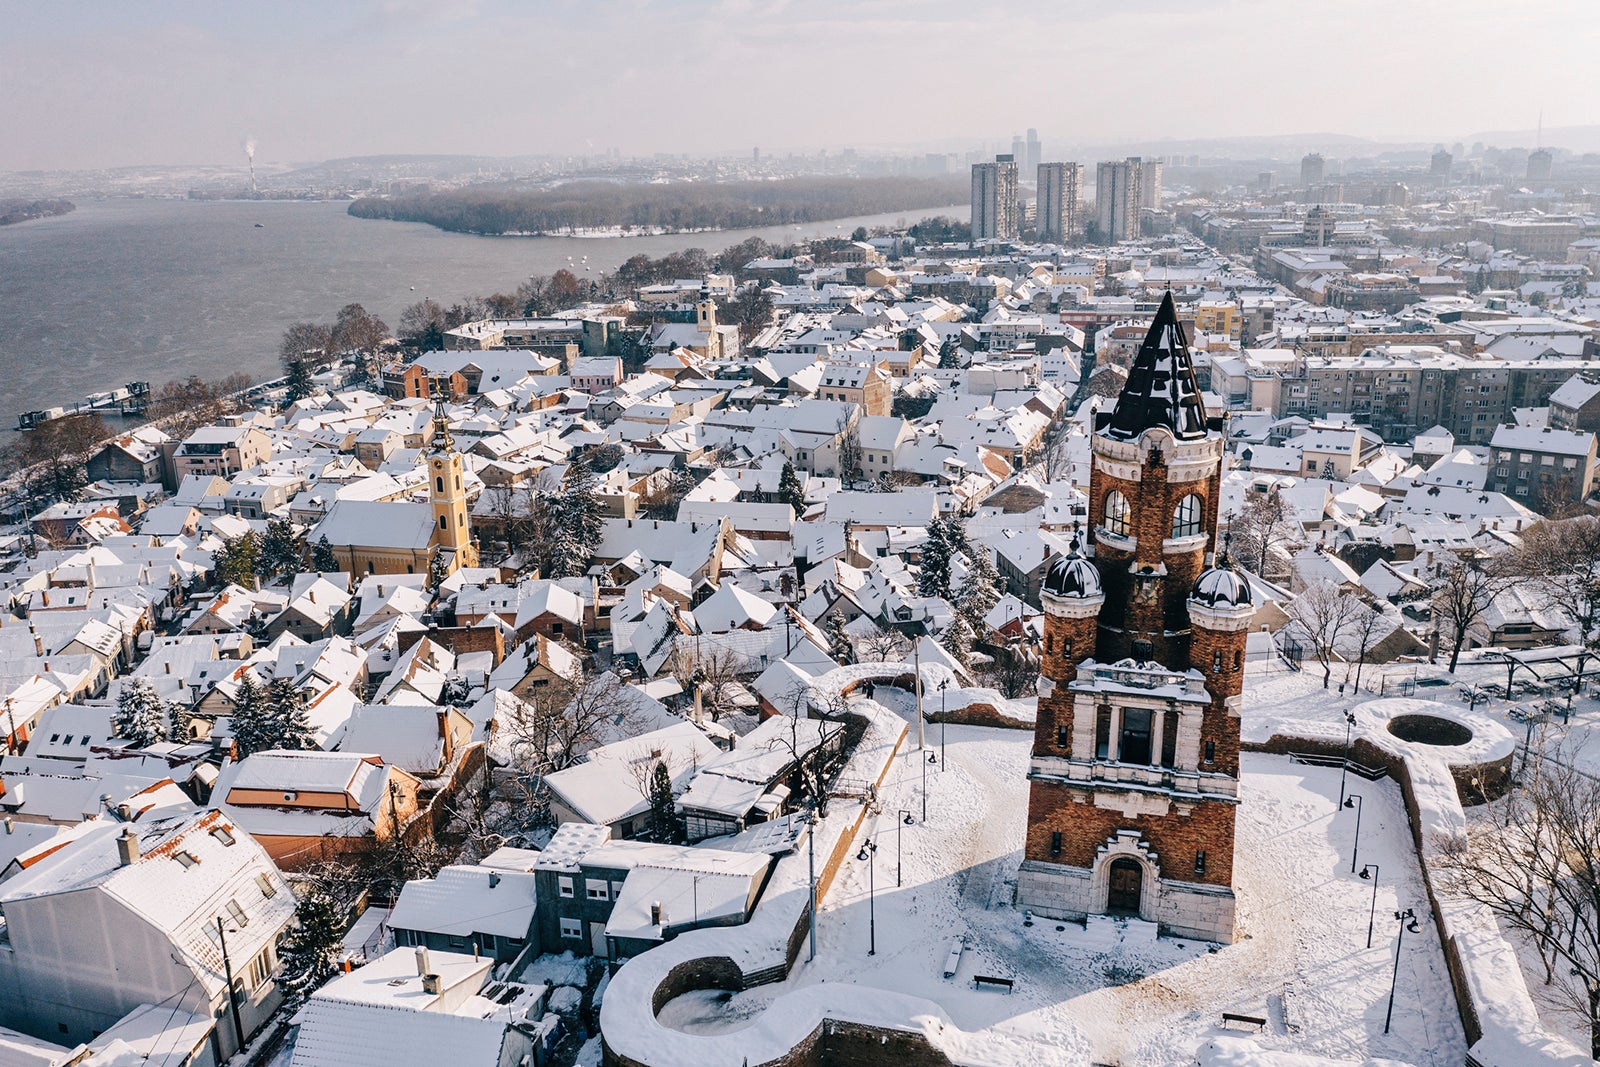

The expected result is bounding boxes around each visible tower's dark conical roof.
[1103,291,1209,441]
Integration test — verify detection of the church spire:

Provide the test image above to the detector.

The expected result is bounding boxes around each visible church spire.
[429,376,454,453]
[1101,290,1209,442]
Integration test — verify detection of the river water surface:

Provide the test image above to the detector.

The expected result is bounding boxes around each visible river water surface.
[0,198,964,431]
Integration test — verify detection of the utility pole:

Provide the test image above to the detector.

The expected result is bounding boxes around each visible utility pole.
[216,917,247,1053]
[3,698,16,756]
[807,804,818,962]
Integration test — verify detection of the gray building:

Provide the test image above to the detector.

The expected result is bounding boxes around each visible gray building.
[971,155,1019,241]
[1094,158,1143,242]
[1300,152,1325,186]
[1486,424,1598,507]
[1037,161,1084,243]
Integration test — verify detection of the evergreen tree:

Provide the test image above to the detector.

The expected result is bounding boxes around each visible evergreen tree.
[167,700,194,744]
[647,761,679,843]
[265,677,318,752]
[258,518,306,582]
[284,358,315,403]
[276,887,346,1009]
[956,545,1001,631]
[228,674,270,757]
[545,460,602,578]
[825,612,854,664]
[311,535,339,573]
[938,335,963,369]
[112,677,167,749]
[778,461,807,515]
[426,547,452,592]
[212,531,262,590]
[941,614,974,669]
[917,515,969,600]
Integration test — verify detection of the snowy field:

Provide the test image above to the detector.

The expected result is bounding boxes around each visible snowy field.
[656,686,1466,1066]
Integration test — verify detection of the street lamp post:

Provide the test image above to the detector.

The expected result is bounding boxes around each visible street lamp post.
[1338,710,1357,807]
[938,678,949,770]
[216,917,247,1053]
[923,750,936,822]
[857,840,878,955]
[1359,864,1380,948]
[1344,793,1364,874]
[807,804,818,962]
[1385,908,1421,1034]
[897,810,913,888]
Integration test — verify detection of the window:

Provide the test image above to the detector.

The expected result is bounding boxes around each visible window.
[559,918,583,940]
[1050,831,1062,855]
[1103,490,1131,537]
[439,516,447,530]
[1195,850,1207,876]
[173,851,198,869]
[558,876,574,898]
[1204,740,1216,765]
[435,476,444,493]
[1171,494,1204,538]
[1212,651,1223,673]
[1056,724,1070,748]
[585,879,610,901]
[225,899,249,927]
[211,827,236,847]
[255,874,278,898]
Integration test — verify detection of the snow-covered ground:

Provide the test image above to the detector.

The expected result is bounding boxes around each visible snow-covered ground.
[656,691,1464,1066]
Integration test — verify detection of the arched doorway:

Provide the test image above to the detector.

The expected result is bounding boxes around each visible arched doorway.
[1106,857,1143,915]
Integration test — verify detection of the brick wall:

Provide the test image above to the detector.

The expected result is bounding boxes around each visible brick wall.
[1023,781,1237,888]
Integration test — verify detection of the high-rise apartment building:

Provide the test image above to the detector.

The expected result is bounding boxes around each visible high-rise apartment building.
[1137,157,1163,210]
[1300,152,1325,186]
[1025,128,1042,173]
[1095,158,1144,243]
[1528,148,1554,182]
[971,154,1020,241]
[1430,149,1453,181]
[1037,161,1084,243]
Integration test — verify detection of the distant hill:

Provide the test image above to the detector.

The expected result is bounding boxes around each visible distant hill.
[347,176,969,236]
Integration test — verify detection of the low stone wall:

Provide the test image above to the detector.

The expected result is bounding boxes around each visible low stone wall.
[924,701,1032,731]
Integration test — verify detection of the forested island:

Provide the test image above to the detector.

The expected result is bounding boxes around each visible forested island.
[347,175,967,236]
[0,198,74,226]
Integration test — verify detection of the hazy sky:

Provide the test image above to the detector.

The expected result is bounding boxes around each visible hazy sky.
[2,0,1593,170]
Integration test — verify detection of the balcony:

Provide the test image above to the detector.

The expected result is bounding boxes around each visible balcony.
[1028,754,1239,800]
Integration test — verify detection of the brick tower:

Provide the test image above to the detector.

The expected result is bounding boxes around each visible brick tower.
[1018,292,1252,943]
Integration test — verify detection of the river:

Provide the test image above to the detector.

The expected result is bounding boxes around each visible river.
[0,198,965,432]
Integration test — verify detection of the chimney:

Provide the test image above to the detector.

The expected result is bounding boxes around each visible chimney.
[116,827,140,867]
[165,661,172,675]
[488,871,500,889]
[414,946,431,977]
[422,973,443,995]
[4,816,12,835]
[650,901,664,926]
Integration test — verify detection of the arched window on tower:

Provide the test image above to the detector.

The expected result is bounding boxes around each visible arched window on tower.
[1103,490,1131,537]
[1172,494,1204,538]
[435,476,444,494]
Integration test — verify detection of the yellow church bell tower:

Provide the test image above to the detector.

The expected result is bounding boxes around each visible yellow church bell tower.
[427,377,478,573]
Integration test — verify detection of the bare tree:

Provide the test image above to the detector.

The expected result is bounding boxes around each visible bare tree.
[1344,599,1388,693]
[1287,580,1359,689]
[1229,490,1298,581]
[858,621,909,663]
[502,658,644,773]
[775,684,856,819]
[666,640,748,722]
[835,416,864,484]
[1432,551,1505,673]
[1506,516,1600,650]
[1435,745,1600,1057]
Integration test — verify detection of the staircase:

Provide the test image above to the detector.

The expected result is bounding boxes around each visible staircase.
[1071,914,1160,952]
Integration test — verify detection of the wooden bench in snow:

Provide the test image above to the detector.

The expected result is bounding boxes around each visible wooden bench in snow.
[972,975,1013,994]
[943,939,964,978]
[1221,1011,1267,1031]
[1279,987,1300,1034]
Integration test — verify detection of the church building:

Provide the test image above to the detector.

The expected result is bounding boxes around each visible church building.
[313,381,480,578]
[1018,292,1252,943]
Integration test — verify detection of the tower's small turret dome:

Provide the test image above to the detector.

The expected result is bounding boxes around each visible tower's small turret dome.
[1191,563,1253,609]
[1042,542,1102,600]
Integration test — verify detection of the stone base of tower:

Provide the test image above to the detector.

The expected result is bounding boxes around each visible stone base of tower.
[1017,859,1236,943]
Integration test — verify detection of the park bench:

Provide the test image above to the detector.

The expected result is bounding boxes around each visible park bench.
[972,975,1013,994]
[1221,1011,1266,1031]
[943,939,964,979]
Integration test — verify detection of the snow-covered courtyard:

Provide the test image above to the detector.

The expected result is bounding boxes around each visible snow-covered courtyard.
[656,687,1466,1066]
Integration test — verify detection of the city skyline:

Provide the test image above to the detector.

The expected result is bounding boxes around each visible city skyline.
[2,0,1596,171]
